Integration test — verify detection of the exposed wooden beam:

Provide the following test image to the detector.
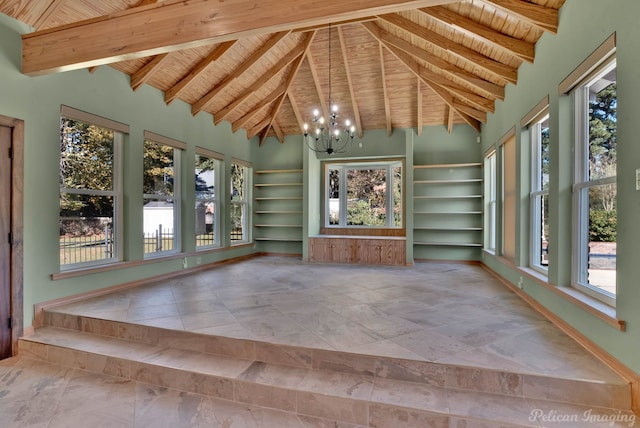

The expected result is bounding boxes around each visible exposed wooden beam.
[130,52,173,91]
[192,32,289,116]
[482,0,558,33]
[452,100,486,122]
[417,78,423,136]
[419,6,534,63]
[232,83,287,133]
[338,27,364,139]
[294,16,378,33]
[22,0,459,76]
[378,13,517,84]
[379,44,392,137]
[259,44,311,146]
[364,22,492,115]
[287,92,306,134]
[374,23,504,100]
[306,53,330,124]
[165,40,236,105]
[33,0,65,30]
[363,22,481,132]
[272,121,285,143]
[447,105,454,133]
[87,66,98,73]
[248,117,272,140]
[215,32,315,125]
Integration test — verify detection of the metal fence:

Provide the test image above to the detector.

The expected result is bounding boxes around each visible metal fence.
[143,225,174,254]
[59,225,113,265]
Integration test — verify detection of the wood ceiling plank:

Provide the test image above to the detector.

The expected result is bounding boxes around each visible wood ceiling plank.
[378,13,518,84]
[482,0,558,33]
[216,32,315,125]
[165,41,236,105]
[232,83,287,133]
[287,92,305,134]
[22,0,459,76]
[191,31,289,116]
[130,52,174,91]
[305,53,330,124]
[379,44,392,137]
[362,21,481,132]
[338,27,364,139]
[376,25,504,100]
[419,6,534,63]
[33,0,65,30]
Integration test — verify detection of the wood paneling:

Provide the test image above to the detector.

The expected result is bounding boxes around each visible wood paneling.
[309,236,406,265]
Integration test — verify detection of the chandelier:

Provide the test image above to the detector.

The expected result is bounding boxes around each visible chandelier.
[303,24,356,155]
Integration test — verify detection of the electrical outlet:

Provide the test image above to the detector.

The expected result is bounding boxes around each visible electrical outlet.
[196,256,202,265]
[517,277,524,289]
[182,257,188,269]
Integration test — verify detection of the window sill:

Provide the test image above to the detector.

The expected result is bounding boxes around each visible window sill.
[51,243,256,281]
[486,255,625,331]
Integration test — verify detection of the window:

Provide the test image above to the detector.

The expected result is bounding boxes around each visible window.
[530,112,550,272]
[59,107,126,270]
[573,57,617,304]
[325,161,402,228]
[230,161,250,243]
[483,151,497,251]
[143,132,184,257]
[195,149,221,249]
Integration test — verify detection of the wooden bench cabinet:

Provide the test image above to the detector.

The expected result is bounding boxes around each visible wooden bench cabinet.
[309,235,406,266]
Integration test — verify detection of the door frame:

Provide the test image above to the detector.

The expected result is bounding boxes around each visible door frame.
[0,115,24,357]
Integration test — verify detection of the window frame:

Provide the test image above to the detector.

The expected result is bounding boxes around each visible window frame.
[571,56,617,306]
[59,106,127,271]
[195,148,222,250]
[323,160,403,229]
[483,150,497,252]
[529,110,550,274]
[142,131,185,258]
[230,160,251,244]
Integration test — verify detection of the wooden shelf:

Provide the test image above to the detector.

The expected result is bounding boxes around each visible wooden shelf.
[414,227,482,231]
[255,224,302,228]
[255,196,303,201]
[254,183,303,187]
[254,237,303,242]
[414,241,483,247]
[414,211,482,215]
[414,195,482,199]
[413,163,481,169]
[255,210,303,214]
[414,179,482,184]
[255,169,303,174]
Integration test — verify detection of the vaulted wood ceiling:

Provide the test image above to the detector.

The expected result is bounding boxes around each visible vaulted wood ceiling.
[1,0,565,143]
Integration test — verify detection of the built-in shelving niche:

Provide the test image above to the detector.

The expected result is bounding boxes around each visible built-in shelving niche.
[412,163,483,261]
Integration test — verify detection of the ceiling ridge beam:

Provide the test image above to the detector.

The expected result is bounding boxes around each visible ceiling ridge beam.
[165,40,236,105]
[191,31,289,116]
[378,13,517,84]
[481,0,558,34]
[294,17,378,33]
[22,0,460,76]
[375,24,504,100]
[216,31,315,125]
[338,27,364,139]
[258,35,315,146]
[130,52,174,91]
[362,22,481,132]
[418,6,534,63]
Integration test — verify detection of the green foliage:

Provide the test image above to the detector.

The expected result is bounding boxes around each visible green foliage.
[347,200,385,226]
[143,140,175,195]
[589,209,616,242]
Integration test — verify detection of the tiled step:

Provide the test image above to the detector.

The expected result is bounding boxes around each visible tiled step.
[19,312,635,427]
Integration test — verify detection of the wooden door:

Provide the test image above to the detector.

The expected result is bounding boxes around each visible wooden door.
[0,126,11,359]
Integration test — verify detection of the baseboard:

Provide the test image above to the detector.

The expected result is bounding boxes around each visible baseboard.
[33,252,261,329]
[480,264,640,415]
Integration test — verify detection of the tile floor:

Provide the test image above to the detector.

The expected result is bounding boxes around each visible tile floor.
[48,256,619,382]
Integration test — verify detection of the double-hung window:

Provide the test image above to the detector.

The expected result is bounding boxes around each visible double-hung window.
[143,132,184,257]
[483,151,497,252]
[230,160,251,243]
[529,112,550,272]
[59,106,126,269]
[325,161,402,228]
[195,148,221,249]
[572,56,617,304]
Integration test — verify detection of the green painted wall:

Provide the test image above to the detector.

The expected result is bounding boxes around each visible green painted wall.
[480,0,640,374]
[0,14,255,326]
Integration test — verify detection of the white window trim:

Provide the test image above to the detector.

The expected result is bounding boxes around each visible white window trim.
[571,57,617,307]
[483,150,497,252]
[324,161,403,229]
[230,160,251,244]
[195,147,221,250]
[60,110,125,271]
[143,134,184,258]
[528,110,550,274]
